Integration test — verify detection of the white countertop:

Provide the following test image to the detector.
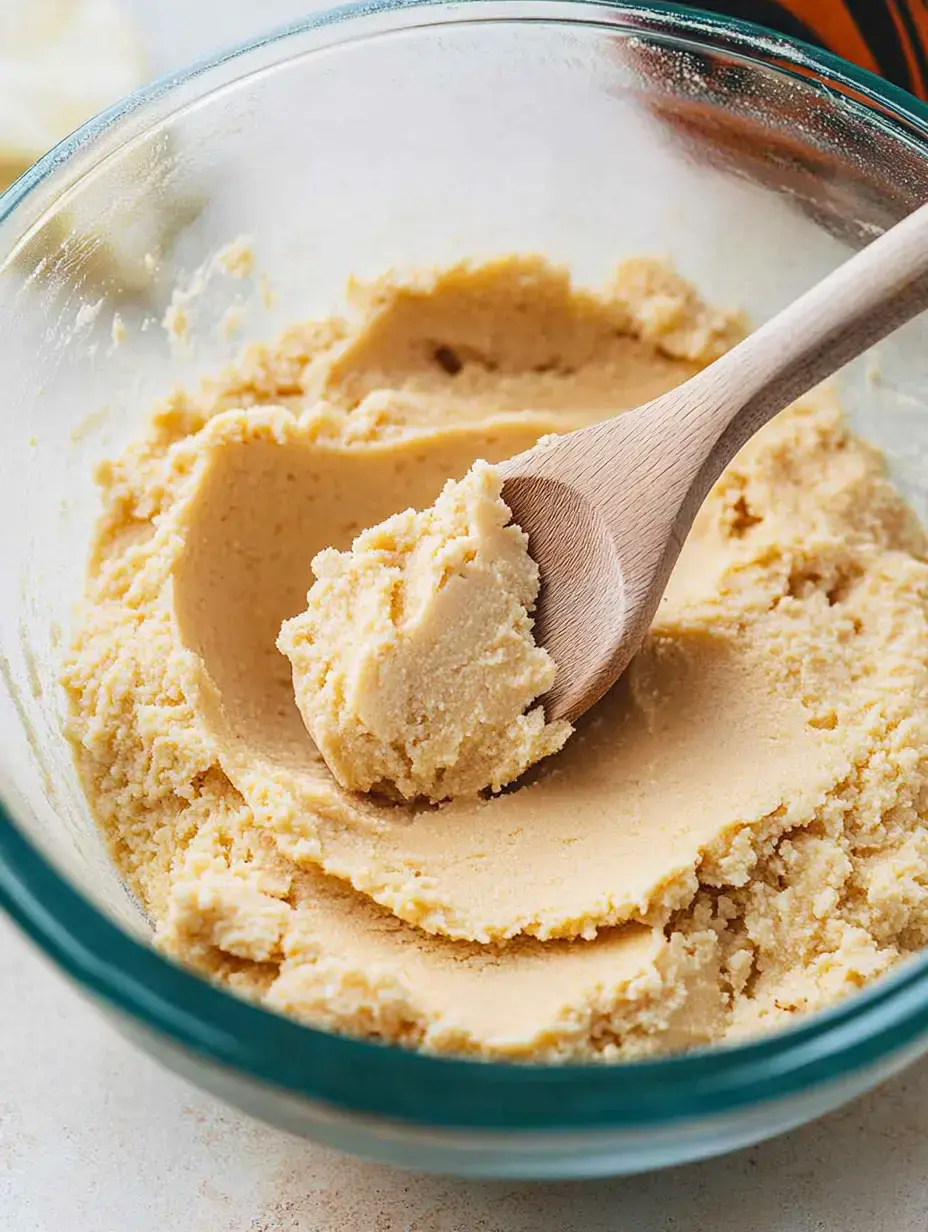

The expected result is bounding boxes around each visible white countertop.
[5,913,928,1231]
[3,4,928,1227]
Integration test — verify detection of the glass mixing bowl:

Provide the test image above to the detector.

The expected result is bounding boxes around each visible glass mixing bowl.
[4,0,928,1181]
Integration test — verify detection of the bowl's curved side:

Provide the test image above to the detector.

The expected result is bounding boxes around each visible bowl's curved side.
[4,0,928,1177]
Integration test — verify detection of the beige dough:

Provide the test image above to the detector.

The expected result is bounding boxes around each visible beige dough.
[278,461,570,802]
[63,256,928,1060]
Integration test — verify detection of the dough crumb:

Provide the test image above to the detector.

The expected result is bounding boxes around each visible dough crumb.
[278,461,571,801]
[217,236,255,279]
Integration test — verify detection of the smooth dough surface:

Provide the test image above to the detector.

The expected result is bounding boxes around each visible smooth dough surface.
[63,256,928,1060]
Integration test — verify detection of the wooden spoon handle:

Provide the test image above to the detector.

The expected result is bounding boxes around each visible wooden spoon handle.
[500,202,928,726]
[681,198,928,480]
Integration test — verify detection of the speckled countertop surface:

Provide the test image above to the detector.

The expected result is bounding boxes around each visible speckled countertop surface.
[5,912,928,1231]
[3,3,928,1228]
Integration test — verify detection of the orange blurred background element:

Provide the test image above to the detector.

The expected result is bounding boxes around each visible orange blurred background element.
[695,0,928,97]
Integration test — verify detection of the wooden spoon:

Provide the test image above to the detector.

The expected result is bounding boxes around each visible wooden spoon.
[500,201,928,725]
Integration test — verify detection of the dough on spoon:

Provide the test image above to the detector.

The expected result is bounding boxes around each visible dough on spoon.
[278,461,571,801]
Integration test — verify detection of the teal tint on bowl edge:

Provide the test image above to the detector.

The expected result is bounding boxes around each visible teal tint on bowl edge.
[2,0,928,1170]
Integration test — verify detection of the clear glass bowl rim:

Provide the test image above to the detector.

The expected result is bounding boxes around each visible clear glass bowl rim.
[3,0,928,1134]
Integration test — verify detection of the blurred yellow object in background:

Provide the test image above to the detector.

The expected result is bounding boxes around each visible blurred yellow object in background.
[0,0,147,191]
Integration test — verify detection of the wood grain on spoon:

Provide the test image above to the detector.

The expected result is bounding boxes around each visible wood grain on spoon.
[501,200,928,725]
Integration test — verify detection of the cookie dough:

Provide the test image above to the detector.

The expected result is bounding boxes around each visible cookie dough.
[278,460,570,802]
[62,257,928,1060]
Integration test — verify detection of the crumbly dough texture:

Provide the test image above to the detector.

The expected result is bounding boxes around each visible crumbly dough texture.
[278,461,570,802]
[63,256,928,1061]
